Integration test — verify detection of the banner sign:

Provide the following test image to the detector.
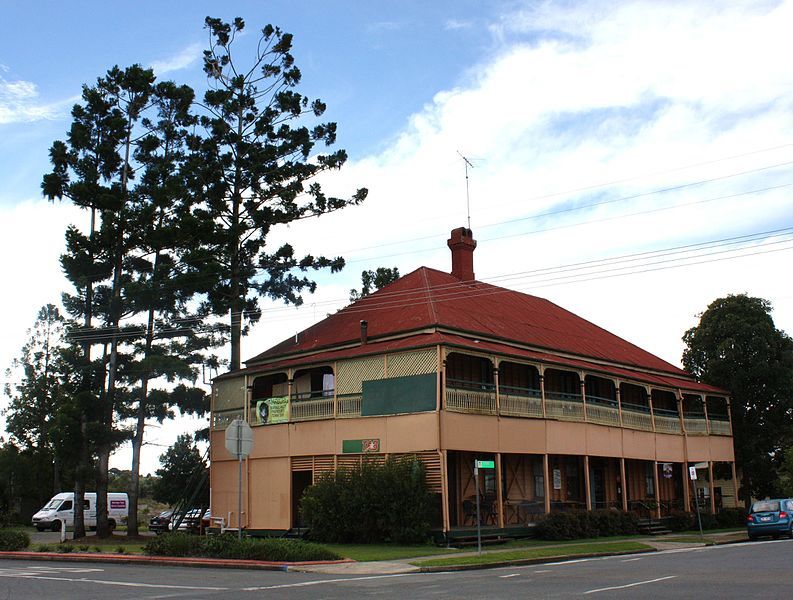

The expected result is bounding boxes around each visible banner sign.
[662,463,673,479]
[256,397,289,425]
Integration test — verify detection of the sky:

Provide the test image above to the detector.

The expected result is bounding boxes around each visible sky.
[2,0,792,477]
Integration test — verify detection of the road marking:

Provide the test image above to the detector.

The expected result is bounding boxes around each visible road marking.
[620,557,643,562]
[499,573,520,578]
[242,572,435,591]
[534,569,552,573]
[0,573,228,591]
[584,575,677,594]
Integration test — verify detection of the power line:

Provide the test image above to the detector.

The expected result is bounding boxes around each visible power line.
[63,227,793,341]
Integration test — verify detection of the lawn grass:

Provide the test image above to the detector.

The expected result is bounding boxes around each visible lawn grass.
[411,541,652,568]
[322,543,463,562]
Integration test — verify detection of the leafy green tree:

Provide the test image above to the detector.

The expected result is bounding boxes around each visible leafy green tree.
[4,305,67,493]
[152,434,208,506]
[43,78,127,538]
[349,267,400,302]
[188,17,367,371]
[682,294,793,507]
[121,79,211,536]
[778,447,793,497]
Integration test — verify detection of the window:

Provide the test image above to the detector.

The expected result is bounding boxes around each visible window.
[60,500,73,511]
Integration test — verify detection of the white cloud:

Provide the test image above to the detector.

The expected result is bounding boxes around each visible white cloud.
[445,19,473,30]
[150,42,202,75]
[259,0,793,369]
[0,76,72,124]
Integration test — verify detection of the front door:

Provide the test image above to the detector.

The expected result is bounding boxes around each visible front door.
[291,471,313,528]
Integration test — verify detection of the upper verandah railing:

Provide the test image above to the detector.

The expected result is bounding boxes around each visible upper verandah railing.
[212,379,727,437]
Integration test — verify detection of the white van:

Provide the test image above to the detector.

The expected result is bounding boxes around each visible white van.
[32,492,128,532]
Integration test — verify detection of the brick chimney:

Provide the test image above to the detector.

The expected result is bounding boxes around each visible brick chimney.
[447,227,477,281]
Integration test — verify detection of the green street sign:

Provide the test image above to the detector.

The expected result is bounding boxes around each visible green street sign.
[475,460,495,469]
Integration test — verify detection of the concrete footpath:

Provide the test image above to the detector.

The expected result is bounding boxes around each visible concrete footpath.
[0,530,747,575]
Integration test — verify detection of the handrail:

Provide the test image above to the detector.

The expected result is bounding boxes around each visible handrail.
[498,385,541,397]
[447,378,495,391]
[585,394,618,408]
[545,390,582,402]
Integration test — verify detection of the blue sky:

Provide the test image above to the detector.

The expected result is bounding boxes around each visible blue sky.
[2,0,793,473]
[0,0,504,201]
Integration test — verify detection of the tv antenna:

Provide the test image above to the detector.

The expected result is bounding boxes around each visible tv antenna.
[457,151,475,229]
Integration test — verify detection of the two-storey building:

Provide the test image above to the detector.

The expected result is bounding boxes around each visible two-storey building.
[210,227,736,537]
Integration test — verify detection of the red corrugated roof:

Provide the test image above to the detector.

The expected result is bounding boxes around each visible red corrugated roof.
[231,330,722,395]
[247,266,687,377]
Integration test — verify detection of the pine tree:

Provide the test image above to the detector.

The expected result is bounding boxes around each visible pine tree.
[121,80,210,535]
[43,80,127,538]
[188,17,367,371]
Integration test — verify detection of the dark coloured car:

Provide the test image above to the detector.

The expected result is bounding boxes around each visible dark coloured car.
[172,508,211,534]
[746,499,793,540]
[148,509,173,535]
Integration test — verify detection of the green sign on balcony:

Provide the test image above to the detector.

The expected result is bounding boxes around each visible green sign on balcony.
[475,460,495,469]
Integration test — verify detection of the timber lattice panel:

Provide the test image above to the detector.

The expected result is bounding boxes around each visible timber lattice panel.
[386,349,437,379]
[336,357,385,394]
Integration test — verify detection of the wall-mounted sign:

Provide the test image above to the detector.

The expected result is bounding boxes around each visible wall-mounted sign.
[475,460,495,469]
[662,463,673,479]
[689,466,698,480]
[256,397,289,425]
[342,439,381,453]
[553,468,562,490]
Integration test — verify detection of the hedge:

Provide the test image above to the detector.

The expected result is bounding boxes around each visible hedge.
[0,528,30,551]
[143,532,340,562]
[534,509,638,540]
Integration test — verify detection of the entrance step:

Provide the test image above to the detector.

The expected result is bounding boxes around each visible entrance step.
[637,518,672,536]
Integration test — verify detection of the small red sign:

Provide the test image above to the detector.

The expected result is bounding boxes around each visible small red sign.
[110,500,126,509]
[362,439,380,453]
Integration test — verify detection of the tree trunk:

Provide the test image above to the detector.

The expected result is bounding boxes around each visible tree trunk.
[96,447,110,538]
[73,413,88,539]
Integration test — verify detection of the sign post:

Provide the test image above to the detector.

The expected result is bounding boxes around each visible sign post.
[474,460,495,555]
[226,418,254,540]
[689,465,704,540]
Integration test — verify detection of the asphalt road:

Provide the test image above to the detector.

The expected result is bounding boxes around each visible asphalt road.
[1,538,791,599]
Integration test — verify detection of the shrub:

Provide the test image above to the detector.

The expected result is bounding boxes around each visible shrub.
[715,508,746,528]
[300,456,436,544]
[667,510,694,531]
[535,509,638,540]
[696,512,718,530]
[55,544,74,553]
[143,532,340,562]
[0,528,29,551]
[144,532,204,557]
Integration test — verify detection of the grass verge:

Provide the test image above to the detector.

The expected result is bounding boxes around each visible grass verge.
[411,541,652,568]
[322,543,462,562]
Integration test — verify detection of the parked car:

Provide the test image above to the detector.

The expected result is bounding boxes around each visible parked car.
[746,498,793,540]
[148,509,173,535]
[171,508,211,534]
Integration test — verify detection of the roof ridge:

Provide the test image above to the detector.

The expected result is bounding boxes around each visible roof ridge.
[421,268,439,323]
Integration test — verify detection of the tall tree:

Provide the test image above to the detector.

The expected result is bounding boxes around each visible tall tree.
[43,80,126,538]
[349,267,400,302]
[189,17,367,371]
[682,294,793,507]
[121,80,209,536]
[4,305,68,495]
